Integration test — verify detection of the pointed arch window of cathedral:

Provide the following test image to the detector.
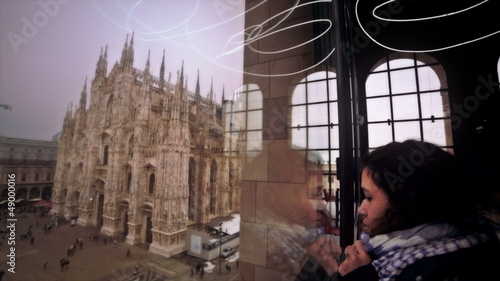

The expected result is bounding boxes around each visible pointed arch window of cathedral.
[103,145,109,165]
[148,173,155,194]
[128,135,134,158]
[127,171,132,193]
[364,53,453,152]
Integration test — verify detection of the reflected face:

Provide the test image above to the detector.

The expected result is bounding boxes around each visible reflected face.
[357,168,390,236]
[306,170,327,229]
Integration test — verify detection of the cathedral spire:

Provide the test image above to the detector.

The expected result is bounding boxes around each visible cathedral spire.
[209,77,214,102]
[160,49,165,83]
[179,60,184,92]
[120,34,129,67]
[195,69,201,99]
[79,77,87,110]
[129,31,134,66]
[145,49,151,75]
[120,33,134,69]
[102,45,108,75]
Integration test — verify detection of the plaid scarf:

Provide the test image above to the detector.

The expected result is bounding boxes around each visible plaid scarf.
[362,223,489,281]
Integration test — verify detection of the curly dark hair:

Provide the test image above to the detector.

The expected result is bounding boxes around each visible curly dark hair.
[360,139,489,234]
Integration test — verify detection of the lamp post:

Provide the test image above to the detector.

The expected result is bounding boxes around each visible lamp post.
[219,222,223,274]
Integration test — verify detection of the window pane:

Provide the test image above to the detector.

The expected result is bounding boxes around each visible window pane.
[246,131,262,151]
[390,69,417,94]
[394,121,421,142]
[292,84,306,104]
[228,132,240,151]
[247,110,262,130]
[235,93,246,111]
[329,101,339,124]
[420,92,445,118]
[328,79,338,100]
[308,103,329,126]
[311,150,329,165]
[393,95,419,119]
[308,82,328,103]
[388,58,414,69]
[367,97,391,121]
[368,123,393,148]
[235,112,246,130]
[422,119,447,146]
[329,126,339,149]
[246,84,260,91]
[366,72,389,97]
[248,90,262,110]
[291,128,307,149]
[418,66,441,91]
[291,105,306,127]
[308,127,329,149]
[329,150,340,164]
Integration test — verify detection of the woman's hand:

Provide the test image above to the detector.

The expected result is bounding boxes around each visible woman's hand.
[306,235,342,276]
[338,240,372,276]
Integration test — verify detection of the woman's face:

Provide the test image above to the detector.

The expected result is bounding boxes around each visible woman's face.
[357,168,391,236]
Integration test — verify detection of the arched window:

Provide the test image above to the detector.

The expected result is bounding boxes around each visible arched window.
[188,157,196,221]
[365,53,452,151]
[209,160,217,215]
[124,164,132,193]
[148,173,155,194]
[228,84,263,159]
[290,71,339,164]
[290,70,340,199]
[103,145,109,165]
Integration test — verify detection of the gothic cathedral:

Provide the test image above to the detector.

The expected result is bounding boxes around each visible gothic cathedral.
[51,34,241,257]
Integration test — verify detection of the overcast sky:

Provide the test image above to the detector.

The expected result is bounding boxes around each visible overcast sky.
[0,0,245,141]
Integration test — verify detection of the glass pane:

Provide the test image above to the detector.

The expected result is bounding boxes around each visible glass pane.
[390,69,417,94]
[292,84,306,104]
[422,119,448,146]
[394,121,421,142]
[291,105,306,127]
[308,103,329,126]
[308,127,329,149]
[418,66,441,91]
[368,123,393,148]
[247,110,262,130]
[227,132,240,152]
[291,128,307,149]
[248,90,262,109]
[329,102,339,124]
[235,112,246,130]
[393,95,420,120]
[367,97,391,121]
[309,71,336,81]
[308,81,328,103]
[329,150,340,165]
[420,92,445,118]
[235,92,246,111]
[329,125,339,149]
[389,58,414,69]
[373,59,387,71]
[307,150,328,165]
[366,72,389,97]
[246,83,260,91]
[246,131,262,151]
[328,79,338,100]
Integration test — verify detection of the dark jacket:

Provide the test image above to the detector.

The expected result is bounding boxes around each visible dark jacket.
[296,240,500,281]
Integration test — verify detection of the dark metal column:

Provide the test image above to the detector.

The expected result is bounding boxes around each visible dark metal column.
[332,0,359,247]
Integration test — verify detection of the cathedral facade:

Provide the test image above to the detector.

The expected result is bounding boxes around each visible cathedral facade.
[51,34,241,257]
